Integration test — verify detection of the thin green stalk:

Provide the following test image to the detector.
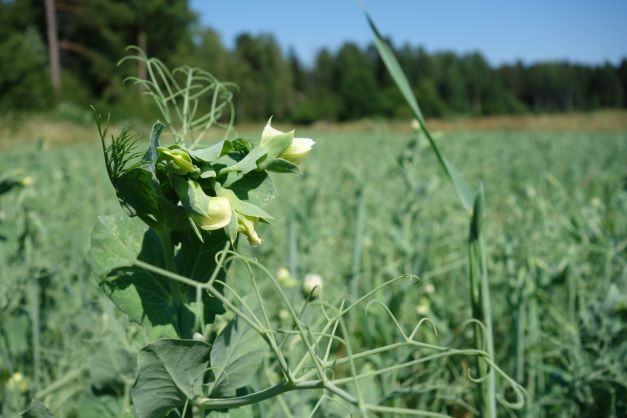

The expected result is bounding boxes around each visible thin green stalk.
[28,279,40,393]
[350,187,366,301]
[515,290,528,384]
[156,228,182,302]
[468,186,497,418]
[194,381,320,410]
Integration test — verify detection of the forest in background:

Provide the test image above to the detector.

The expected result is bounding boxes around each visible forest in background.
[2,0,627,123]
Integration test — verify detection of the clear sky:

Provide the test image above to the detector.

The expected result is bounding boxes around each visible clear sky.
[189,0,627,67]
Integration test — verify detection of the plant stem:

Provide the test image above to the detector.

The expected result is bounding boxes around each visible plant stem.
[156,228,185,313]
[194,381,319,410]
[468,186,496,418]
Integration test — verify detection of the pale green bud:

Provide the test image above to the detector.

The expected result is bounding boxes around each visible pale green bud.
[7,372,28,392]
[278,309,290,321]
[416,297,430,315]
[190,196,232,231]
[424,283,435,294]
[158,147,198,176]
[277,267,297,288]
[237,214,262,246]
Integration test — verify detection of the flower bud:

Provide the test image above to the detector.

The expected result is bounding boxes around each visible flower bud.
[7,372,28,392]
[302,273,323,298]
[277,267,297,288]
[280,137,315,164]
[416,297,430,315]
[190,196,232,231]
[279,309,290,321]
[237,214,262,246]
[158,147,198,176]
[424,283,435,295]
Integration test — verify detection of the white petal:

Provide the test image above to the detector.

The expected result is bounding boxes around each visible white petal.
[261,123,286,145]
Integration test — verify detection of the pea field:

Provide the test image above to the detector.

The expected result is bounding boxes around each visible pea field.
[1,115,626,417]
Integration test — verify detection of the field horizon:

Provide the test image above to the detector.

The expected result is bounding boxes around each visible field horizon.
[1,109,625,151]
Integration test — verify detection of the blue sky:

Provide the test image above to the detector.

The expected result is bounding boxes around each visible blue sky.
[189,0,627,67]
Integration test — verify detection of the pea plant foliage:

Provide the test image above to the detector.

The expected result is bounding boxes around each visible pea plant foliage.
[22,38,524,418]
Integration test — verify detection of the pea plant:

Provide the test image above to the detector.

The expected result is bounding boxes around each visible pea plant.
[23,25,524,416]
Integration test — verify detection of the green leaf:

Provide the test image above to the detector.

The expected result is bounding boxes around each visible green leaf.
[216,185,273,221]
[171,177,209,216]
[131,339,210,418]
[90,214,150,277]
[115,168,161,226]
[175,230,229,321]
[21,400,54,418]
[226,171,276,208]
[233,200,273,221]
[226,146,268,175]
[91,215,180,339]
[91,214,226,339]
[209,311,267,397]
[142,121,167,169]
[190,140,226,163]
[265,158,299,173]
[365,12,475,210]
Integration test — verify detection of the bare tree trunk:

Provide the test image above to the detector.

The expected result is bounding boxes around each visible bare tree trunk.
[138,29,147,80]
[44,0,61,98]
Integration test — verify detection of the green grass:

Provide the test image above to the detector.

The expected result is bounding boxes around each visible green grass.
[1,125,626,417]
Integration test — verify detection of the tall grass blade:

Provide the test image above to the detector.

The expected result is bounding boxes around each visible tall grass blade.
[365,12,475,211]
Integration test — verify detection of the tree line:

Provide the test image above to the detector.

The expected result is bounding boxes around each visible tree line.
[2,0,626,122]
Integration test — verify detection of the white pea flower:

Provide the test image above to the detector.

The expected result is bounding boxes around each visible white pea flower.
[303,273,323,298]
[261,120,315,164]
[190,196,232,231]
[280,137,316,164]
[424,283,435,295]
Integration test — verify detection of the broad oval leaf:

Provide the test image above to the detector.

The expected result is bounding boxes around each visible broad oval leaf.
[131,339,210,418]
[90,214,179,339]
[91,214,226,339]
[208,312,267,397]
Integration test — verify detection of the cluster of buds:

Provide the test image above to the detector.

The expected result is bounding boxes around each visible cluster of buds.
[154,120,314,246]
